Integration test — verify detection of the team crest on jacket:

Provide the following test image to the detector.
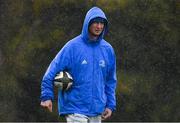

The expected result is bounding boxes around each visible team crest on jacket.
[99,60,105,67]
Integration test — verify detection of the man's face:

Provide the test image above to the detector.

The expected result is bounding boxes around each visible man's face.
[89,22,104,37]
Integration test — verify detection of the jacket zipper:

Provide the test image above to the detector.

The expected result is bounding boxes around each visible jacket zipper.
[91,45,95,112]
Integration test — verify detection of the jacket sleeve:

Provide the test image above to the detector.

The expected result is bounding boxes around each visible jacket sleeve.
[40,44,71,101]
[105,48,117,111]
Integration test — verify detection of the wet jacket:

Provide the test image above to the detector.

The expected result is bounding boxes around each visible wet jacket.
[41,7,117,116]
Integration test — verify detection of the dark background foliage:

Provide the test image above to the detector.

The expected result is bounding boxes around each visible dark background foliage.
[0,0,179,122]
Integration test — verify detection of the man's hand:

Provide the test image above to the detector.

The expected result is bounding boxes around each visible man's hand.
[101,108,112,120]
[40,100,53,112]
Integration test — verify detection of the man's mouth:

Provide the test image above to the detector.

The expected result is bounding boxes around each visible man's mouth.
[95,30,101,33]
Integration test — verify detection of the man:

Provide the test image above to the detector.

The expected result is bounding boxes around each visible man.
[40,7,117,123]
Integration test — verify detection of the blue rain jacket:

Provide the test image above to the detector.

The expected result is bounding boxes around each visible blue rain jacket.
[41,7,117,116]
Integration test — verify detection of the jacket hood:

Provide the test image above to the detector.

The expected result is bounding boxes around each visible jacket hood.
[81,7,108,43]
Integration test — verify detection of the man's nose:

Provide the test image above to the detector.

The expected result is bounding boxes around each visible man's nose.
[97,23,103,28]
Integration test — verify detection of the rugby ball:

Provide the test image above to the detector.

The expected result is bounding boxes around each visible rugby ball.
[54,71,73,91]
